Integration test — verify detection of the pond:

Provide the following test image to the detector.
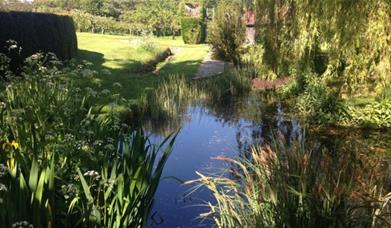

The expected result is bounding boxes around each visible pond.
[148,92,391,227]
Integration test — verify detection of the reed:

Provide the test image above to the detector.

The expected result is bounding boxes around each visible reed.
[194,136,391,227]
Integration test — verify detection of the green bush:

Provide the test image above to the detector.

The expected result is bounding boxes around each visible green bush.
[208,1,245,66]
[292,71,342,124]
[181,17,205,44]
[340,100,391,128]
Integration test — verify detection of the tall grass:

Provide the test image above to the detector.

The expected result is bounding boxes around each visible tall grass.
[133,69,251,135]
[193,135,391,227]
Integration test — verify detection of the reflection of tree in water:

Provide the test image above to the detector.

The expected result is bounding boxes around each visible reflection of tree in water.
[139,87,391,157]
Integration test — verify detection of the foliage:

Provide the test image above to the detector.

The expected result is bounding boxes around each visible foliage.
[241,44,277,80]
[252,0,297,77]
[69,130,176,228]
[33,0,183,36]
[295,72,342,124]
[194,133,391,227]
[340,100,391,128]
[205,69,252,104]
[208,1,245,66]
[133,70,252,135]
[181,17,205,44]
[250,0,390,94]
[0,52,176,227]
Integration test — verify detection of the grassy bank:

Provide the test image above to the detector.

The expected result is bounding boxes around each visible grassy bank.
[75,33,208,103]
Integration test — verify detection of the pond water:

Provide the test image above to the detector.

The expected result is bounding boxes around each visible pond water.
[148,93,391,227]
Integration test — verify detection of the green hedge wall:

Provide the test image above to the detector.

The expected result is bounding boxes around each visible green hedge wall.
[181,17,205,44]
[0,11,77,60]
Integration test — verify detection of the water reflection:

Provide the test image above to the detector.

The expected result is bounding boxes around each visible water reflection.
[148,91,391,227]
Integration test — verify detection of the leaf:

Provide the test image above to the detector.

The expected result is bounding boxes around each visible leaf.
[29,159,40,192]
[77,168,94,203]
[35,170,46,204]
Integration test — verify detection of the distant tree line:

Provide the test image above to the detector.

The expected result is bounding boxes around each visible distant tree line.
[0,0,220,36]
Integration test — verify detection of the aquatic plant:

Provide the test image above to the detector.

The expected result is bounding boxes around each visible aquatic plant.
[194,134,391,227]
[69,130,177,228]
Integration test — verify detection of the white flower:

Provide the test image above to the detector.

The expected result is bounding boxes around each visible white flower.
[83,170,99,177]
[112,82,122,89]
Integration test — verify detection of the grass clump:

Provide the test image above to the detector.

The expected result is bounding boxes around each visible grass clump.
[194,134,391,227]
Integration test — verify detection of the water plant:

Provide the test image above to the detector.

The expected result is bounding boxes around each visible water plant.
[193,133,391,227]
[69,130,177,228]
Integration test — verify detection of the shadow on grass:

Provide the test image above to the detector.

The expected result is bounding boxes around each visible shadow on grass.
[77,49,141,74]
[74,49,204,102]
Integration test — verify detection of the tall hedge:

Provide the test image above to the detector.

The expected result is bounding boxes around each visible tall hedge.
[181,17,205,44]
[0,11,77,61]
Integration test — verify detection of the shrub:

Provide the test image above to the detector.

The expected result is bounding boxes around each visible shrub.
[181,17,205,44]
[296,72,342,124]
[340,99,391,128]
[0,11,77,60]
[208,1,245,66]
[0,11,77,73]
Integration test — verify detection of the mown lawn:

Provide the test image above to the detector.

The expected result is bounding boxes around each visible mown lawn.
[75,33,208,103]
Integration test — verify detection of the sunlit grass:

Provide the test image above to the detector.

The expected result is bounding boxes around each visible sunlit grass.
[75,33,208,104]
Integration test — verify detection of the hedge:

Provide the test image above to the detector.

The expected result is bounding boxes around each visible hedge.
[181,17,205,44]
[0,11,77,61]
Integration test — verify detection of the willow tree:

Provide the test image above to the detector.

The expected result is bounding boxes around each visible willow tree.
[252,0,390,95]
[293,0,390,95]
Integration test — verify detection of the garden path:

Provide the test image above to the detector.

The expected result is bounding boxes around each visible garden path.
[194,48,225,79]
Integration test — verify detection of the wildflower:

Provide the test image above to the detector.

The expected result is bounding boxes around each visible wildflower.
[101,69,112,76]
[9,45,18,50]
[93,140,103,147]
[100,89,111,96]
[104,144,115,151]
[11,141,20,150]
[0,184,7,192]
[0,164,8,176]
[74,87,82,93]
[112,82,122,89]
[81,145,89,152]
[1,140,20,150]
[83,170,99,177]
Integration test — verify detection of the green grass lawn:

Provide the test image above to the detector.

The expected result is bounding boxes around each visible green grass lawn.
[75,33,208,103]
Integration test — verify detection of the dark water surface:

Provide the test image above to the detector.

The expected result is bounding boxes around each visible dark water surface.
[148,94,391,227]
